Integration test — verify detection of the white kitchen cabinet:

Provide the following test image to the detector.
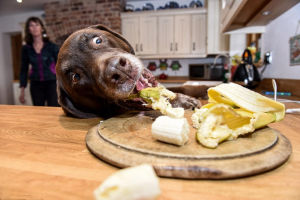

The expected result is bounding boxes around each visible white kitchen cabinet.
[191,14,206,55]
[158,16,174,55]
[174,15,191,54]
[139,16,157,55]
[121,8,207,58]
[158,15,191,55]
[207,0,229,54]
[121,16,157,55]
[121,17,139,52]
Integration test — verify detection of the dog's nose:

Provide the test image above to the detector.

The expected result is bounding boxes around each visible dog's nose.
[105,57,133,83]
[112,57,132,74]
[116,57,132,72]
[119,57,127,67]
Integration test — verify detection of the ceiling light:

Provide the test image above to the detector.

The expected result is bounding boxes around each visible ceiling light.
[17,0,22,3]
[262,11,271,16]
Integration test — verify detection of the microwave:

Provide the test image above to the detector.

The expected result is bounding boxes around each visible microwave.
[189,64,224,80]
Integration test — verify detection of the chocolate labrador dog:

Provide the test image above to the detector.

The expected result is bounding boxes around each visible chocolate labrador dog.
[56,25,200,118]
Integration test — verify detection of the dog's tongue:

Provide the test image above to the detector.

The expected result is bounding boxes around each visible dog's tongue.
[136,79,147,91]
[136,69,158,91]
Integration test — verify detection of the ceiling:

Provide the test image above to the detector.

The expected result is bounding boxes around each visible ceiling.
[0,0,66,17]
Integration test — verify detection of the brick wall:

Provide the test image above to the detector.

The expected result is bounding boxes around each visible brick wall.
[44,0,123,46]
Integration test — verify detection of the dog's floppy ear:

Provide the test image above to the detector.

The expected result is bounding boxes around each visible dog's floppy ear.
[89,24,135,55]
[57,81,99,118]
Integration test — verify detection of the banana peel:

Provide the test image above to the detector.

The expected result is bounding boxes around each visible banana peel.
[192,83,285,148]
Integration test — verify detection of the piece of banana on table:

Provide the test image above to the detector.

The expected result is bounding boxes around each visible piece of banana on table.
[94,164,160,200]
[192,82,285,148]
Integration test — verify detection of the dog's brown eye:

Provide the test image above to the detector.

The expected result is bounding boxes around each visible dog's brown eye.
[92,37,102,45]
[72,73,80,83]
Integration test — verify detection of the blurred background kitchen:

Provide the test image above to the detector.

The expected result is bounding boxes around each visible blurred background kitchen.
[0,0,300,105]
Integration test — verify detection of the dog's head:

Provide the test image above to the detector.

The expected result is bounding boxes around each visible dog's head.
[56,25,157,118]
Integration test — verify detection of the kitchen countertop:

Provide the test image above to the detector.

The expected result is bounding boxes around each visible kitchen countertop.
[0,104,300,199]
[156,76,190,83]
[156,76,219,83]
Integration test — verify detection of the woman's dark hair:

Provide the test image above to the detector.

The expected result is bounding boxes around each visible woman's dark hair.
[24,16,49,45]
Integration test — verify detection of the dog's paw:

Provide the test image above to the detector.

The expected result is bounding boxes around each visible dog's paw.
[170,93,201,109]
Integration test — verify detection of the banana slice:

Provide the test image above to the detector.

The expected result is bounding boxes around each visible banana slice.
[94,164,160,200]
[152,116,190,146]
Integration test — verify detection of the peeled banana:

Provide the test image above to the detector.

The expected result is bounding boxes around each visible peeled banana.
[152,116,190,146]
[139,86,184,118]
[94,164,160,200]
[192,82,285,148]
[139,86,190,145]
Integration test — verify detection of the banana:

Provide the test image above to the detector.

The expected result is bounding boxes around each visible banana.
[139,86,189,145]
[139,86,184,118]
[208,82,285,121]
[94,164,160,200]
[192,82,285,148]
[152,116,190,146]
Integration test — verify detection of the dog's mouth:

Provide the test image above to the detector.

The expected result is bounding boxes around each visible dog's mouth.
[117,68,158,108]
[134,68,158,92]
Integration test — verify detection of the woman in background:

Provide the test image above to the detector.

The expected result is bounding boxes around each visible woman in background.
[19,16,59,106]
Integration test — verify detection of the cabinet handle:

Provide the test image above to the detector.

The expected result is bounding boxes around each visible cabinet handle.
[140,44,143,52]
[193,42,196,51]
[170,43,173,51]
[136,44,139,52]
[175,43,178,51]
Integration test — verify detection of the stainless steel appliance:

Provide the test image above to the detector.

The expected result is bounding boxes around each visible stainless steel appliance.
[189,64,224,80]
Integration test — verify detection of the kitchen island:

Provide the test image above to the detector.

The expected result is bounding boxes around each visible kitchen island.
[0,104,299,200]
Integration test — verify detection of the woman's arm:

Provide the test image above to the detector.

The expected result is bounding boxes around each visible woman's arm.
[19,87,25,104]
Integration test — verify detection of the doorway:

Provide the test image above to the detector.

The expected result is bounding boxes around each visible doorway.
[10,32,22,80]
[10,32,32,105]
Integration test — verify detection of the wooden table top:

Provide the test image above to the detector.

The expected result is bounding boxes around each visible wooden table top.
[0,104,300,200]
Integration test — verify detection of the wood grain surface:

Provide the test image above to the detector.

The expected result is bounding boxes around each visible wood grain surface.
[86,111,291,179]
[0,104,300,199]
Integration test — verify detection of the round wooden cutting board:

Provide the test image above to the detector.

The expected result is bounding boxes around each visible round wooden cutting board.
[86,110,292,179]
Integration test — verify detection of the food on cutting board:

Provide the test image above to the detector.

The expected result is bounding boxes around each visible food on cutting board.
[152,116,190,146]
[133,83,284,149]
[192,82,285,148]
[138,86,184,118]
[138,86,190,145]
[94,164,160,200]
